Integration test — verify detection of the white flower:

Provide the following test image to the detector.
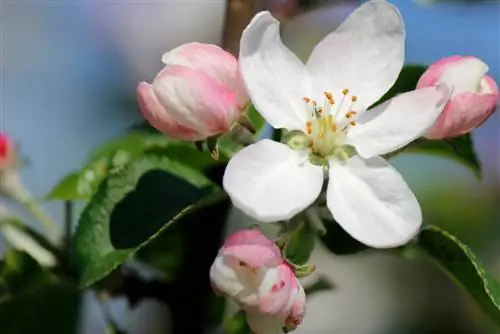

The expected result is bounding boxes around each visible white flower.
[222,1,448,248]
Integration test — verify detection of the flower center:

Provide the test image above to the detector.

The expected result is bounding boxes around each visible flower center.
[288,89,360,165]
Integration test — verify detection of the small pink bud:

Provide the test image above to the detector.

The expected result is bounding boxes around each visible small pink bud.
[417,56,499,139]
[137,42,249,141]
[210,229,306,333]
[0,133,16,170]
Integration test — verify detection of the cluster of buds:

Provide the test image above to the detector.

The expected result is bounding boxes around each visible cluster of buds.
[210,229,306,334]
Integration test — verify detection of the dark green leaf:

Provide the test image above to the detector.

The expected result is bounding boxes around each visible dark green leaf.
[418,225,500,325]
[374,65,427,107]
[395,135,481,177]
[71,155,223,287]
[284,222,316,267]
[135,222,185,280]
[0,250,55,298]
[320,220,368,255]
[0,283,80,334]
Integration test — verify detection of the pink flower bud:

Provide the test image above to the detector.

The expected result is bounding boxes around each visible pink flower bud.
[137,42,249,141]
[0,133,16,170]
[417,56,499,139]
[210,229,306,333]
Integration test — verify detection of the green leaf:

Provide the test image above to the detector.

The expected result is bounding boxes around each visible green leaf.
[284,221,316,267]
[0,283,80,334]
[320,220,369,255]
[47,132,225,201]
[417,225,500,326]
[135,222,185,280]
[374,64,427,107]
[46,172,92,200]
[0,250,55,298]
[396,135,481,177]
[71,155,223,287]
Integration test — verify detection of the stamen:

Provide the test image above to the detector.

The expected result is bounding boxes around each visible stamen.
[349,121,356,126]
[306,121,313,134]
[342,88,349,95]
[331,124,337,132]
[303,97,311,103]
[351,96,358,102]
[345,111,357,118]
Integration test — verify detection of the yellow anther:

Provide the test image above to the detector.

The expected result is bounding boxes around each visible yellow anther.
[331,124,337,132]
[303,97,311,103]
[306,121,313,134]
[349,121,356,126]
[351,96,358,102]
[345,111,357,118]
[342,89,349,95]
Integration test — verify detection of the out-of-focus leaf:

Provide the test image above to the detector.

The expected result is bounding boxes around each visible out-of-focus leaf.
[320,220,369,255]
[374,65,427,107]
[304,276,335,297]
[395,135,481,178]
[46,132,226,201]
[71,155,223,287]
[418,225,500,326]
[0,283,80,334]
[0,250,55,298]
[0,217,60,266]
[284,222,316,267]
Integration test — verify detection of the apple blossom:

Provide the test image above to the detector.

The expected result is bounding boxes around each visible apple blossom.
[210,229,305,333]
[0,133,15,170]
[223,1,448,248]
[417,55,499,139]
[137,42,249,141]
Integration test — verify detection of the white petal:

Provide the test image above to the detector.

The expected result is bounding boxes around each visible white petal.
[438,57,489,95]
[327,156,421,248]
[306,0,404,108]
[245,310,286,334]
[210,255,245,297]
[347,86,448,158]
[239,11,312,131]
[223,139,324,222]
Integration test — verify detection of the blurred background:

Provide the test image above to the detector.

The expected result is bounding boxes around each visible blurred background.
[1,0,499,333]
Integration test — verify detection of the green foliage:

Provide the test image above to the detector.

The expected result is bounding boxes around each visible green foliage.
[320,220,368,255]
[70,155,223,287]
[396,135,481,177]
[284,221,316,267]
[46,132,225,201]
[0,250,55,298]
[0,283,80,334]
[247,104,267,138]
[418,225,500,325]
[374,65,427,107]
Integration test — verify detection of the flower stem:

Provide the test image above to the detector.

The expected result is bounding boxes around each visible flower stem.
[22,198,60,243]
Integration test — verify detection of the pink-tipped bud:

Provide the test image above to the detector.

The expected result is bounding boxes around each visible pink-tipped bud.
[0,133,16,170]
[210,229,306,333]
[417,56,498,139]
[137,42,249,141]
